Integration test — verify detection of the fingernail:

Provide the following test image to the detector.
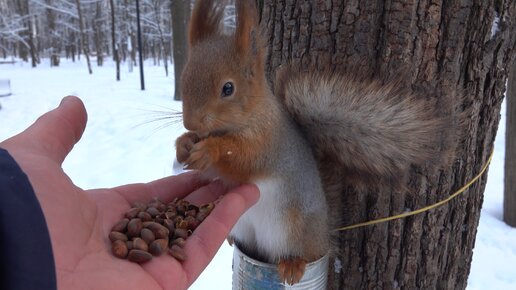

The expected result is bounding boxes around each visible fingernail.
[60,95,77,106]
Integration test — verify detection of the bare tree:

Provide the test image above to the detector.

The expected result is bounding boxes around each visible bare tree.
[1,0,174,74]
[74,0,92,74]
[14,0,38,66]
[45,0,60,66]
[109,0,120,80]
[150,0,169,76]
[0,8,27,58]
[93,0,105,66]
[260,1,516,289]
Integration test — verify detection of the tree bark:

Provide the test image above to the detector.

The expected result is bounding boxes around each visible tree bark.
[260,1,516,289]
[171,0,190,100]
[505,58,516,227]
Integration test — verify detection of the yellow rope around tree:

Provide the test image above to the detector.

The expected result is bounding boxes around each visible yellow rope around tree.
[334,150,495,232]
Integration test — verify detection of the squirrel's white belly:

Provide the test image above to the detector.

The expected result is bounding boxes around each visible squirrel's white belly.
[229,177,290,262]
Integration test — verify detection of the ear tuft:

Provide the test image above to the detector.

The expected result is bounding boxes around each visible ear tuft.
[234,0,260,57]
[188,0,226,47]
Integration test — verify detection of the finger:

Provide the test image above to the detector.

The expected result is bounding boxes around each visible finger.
[181,183,259,285]
[183,178,227,205]
[112,171,210,204]
[7,96,87,164]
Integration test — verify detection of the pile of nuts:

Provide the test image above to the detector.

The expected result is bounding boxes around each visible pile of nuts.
[109,197,214,263]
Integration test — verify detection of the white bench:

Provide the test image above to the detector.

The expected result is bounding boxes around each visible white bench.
[0,79,11,97]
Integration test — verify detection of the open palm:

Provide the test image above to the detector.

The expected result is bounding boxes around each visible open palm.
[0,96,259,290]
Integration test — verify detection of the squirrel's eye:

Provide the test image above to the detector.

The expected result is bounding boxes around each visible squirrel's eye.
[221,82,234,97]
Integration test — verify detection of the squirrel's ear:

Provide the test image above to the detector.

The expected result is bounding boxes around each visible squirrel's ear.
[234,0,260,57]
[188,0,225,47]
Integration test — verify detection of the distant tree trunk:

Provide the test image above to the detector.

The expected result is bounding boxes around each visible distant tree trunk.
[15,0,38,66]
[27,14,38,67]
[153,0,169,76]
[260,1,516,289]
[68,29,77,62]
[123,0,135,71]
[109,0,120,81]
[46,0,60,67]
[94,1,104,67]
[505,60,516,227]
[130,31,137,71]
[171,0,190,100]
[75,0,92,74]
[16,0,29,62]
[135,0,145,90]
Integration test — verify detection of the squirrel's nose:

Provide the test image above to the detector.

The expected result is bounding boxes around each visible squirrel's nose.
[182,111,204,132]
[183,115,196,131]
[181,100,196,131]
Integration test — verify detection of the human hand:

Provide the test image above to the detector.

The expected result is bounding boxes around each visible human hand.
[0,96,259,290]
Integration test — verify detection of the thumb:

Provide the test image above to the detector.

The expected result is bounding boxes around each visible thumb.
[3,96,88,164]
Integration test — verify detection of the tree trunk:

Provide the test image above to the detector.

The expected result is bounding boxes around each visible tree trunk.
[505,59,516,227]
[109,0,120,81]
[153,0,169,76]
[94,1,104,67]
[171,0,190,100]
[75,0,92,74]
[27,14,38,67]
[15,0,31,64]
[260,1,516,289]
[46,0,60,67]
[130,31,137,71]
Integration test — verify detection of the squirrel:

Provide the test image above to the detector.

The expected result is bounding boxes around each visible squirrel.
[175,0,454,286]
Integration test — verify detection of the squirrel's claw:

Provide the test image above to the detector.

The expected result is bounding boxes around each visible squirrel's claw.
[176,132,200,163]
[277,257,307,285]
[184,141,214,171]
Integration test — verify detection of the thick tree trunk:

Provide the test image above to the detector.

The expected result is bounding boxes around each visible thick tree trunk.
[171,0,190,100]
[505,59,516,227]
[260,1,516,289]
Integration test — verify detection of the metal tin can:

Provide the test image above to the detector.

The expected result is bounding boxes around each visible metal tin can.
[232,246,329,290]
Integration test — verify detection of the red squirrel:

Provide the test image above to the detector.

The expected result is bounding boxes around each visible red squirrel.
[176,0,453,285]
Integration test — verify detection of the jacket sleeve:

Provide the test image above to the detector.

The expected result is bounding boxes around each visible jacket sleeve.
[0,148,56,290]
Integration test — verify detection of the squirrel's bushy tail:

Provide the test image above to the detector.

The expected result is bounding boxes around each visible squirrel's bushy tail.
[275,66,456,189]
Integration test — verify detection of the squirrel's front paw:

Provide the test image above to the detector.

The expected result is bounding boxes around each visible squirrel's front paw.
[184,140,219,171]
[176,132,200,163]
[278,257,307,285]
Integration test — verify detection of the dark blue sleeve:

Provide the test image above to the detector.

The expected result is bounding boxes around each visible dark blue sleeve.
[0,148,56,290]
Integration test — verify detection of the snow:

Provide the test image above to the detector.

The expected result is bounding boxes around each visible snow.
[467,98,516,290]
[0,59,514,289]
[491,13,500,39]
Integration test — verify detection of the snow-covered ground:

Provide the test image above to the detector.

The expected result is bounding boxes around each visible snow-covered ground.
[0,59,514,289]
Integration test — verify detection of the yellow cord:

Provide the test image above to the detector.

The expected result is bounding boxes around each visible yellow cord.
[333,150,495,232]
